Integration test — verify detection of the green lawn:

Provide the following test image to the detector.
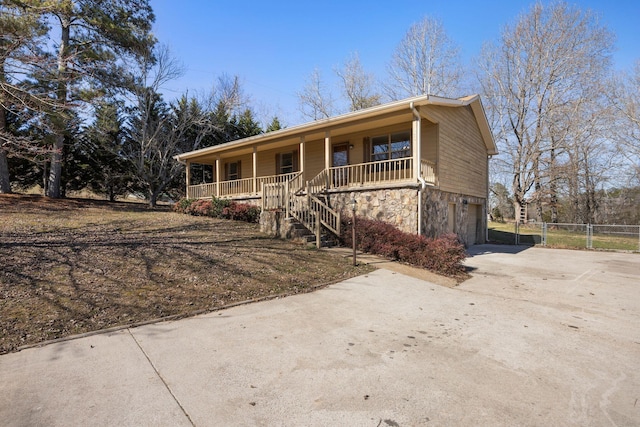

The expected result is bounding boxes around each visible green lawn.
[488,221,640,252]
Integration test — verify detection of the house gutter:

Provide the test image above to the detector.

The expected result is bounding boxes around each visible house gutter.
[410,102,424,235]
[486,154,492,242]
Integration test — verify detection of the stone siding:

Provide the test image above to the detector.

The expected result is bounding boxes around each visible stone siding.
[260,210,295,239]
[259,187,486,246]
[421,187,486,246]
[325,188,419,235]
[228,196,261,207]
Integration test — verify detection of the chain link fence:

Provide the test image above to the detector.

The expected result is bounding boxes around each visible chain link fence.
[495,222,640,252]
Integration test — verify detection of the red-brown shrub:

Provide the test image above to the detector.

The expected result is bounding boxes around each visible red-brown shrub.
[186,198,213,216]
[340,215,466,276]
[173,198,196,213]
[172,197,260,223]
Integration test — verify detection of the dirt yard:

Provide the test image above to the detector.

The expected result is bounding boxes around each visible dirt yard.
[0,194,372,354]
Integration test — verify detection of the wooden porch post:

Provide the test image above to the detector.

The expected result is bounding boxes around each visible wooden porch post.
[185,160,191,199]
[324,131,331,171]
[299,136,305,178]
[215,156,221,198]
[252,146,257,194]
[412,107,421,181]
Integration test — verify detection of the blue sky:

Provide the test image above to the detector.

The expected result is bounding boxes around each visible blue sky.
[151,0,639,126]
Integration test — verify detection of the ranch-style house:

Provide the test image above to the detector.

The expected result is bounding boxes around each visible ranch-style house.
[174,94,497,246]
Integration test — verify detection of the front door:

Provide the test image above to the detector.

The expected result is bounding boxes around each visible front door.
[332,143,349,187]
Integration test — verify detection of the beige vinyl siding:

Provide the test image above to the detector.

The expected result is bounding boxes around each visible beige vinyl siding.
[304,139,325,180]
[256,147,278,177]
[256,145,299,177]
[421,120,438,163]
[222,153,252,180]
[423,105,487,198]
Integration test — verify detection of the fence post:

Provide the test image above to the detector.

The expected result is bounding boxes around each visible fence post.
[285,183,290,218]
[515,221,519,245]
[316,213,322,249]
[542,222,547,246]
[587,224,593,249]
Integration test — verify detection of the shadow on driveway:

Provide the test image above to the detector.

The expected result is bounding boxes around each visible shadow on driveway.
[466,243,532,258]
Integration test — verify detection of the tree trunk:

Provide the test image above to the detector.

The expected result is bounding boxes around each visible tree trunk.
[47,17,71,199]
[149,189,159,208]
[533,154,543,222]
[0,148,11,193]
[0,107,11,193]
[46,134,65,198]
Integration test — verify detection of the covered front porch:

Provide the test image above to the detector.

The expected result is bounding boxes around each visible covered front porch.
[186,158,438,199]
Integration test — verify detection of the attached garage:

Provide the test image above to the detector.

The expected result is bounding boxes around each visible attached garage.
[466,204,482,245]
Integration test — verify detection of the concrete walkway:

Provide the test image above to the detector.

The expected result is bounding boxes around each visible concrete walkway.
[1,245,639,426]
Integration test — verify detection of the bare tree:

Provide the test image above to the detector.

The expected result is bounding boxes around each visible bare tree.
[609,60,640,183]
[335,52,381,111]
[477,2,615,221]
[125,46,215,206]
[386,16,462,99]
[213,73,245,115]
[297,68,334,120]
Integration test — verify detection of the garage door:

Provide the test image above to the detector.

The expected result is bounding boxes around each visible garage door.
[467,204,480,245]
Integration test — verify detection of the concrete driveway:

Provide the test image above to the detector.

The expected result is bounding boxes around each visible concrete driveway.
[1,245,639,426]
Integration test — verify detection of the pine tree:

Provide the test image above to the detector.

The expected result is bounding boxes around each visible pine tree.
[265,116,283,132]
[84,100,133,200]
[0,1,47,193]
[229,109,263,140]
[13,0,157,198]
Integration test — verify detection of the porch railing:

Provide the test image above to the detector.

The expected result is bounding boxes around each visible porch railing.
[256,171,300,189]
[188,182,217,199]
[218,177,254,197]
[420,160,437,185]
[307,169,330,194]
[188,172,302,199]
[327,157,414,189]
[189,157,437,200]
[310,195,340,236]
[288,171,305,194]
[286,191,340,243]
[262,182,286,210]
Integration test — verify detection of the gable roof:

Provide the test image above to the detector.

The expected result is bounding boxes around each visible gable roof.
[175,94,497,162]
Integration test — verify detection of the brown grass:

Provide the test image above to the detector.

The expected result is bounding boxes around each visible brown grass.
[0,194,373,354]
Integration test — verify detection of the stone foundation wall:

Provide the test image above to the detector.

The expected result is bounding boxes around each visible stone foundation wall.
[326,187,419,235]
[229,196,261,207]
[260,210,292,238]
[421,187,486,245]
[259,187,486,246]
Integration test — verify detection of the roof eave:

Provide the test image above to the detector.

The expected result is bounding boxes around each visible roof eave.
[174,94,497,161]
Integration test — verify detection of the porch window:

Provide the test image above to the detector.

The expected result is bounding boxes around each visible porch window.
[275,151,298,175]
[279,152,294,174]
[226,161,240,180]
[371,130,411,161]
[190,164,213,185]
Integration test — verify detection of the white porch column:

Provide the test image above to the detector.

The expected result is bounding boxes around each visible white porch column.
[185,160,191,198]
[412,107,422,181]
[412,106,423,236]
[299,136,305,177]
[215,156,221,198]
[252,146,257,194]
[324,131,331,171]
